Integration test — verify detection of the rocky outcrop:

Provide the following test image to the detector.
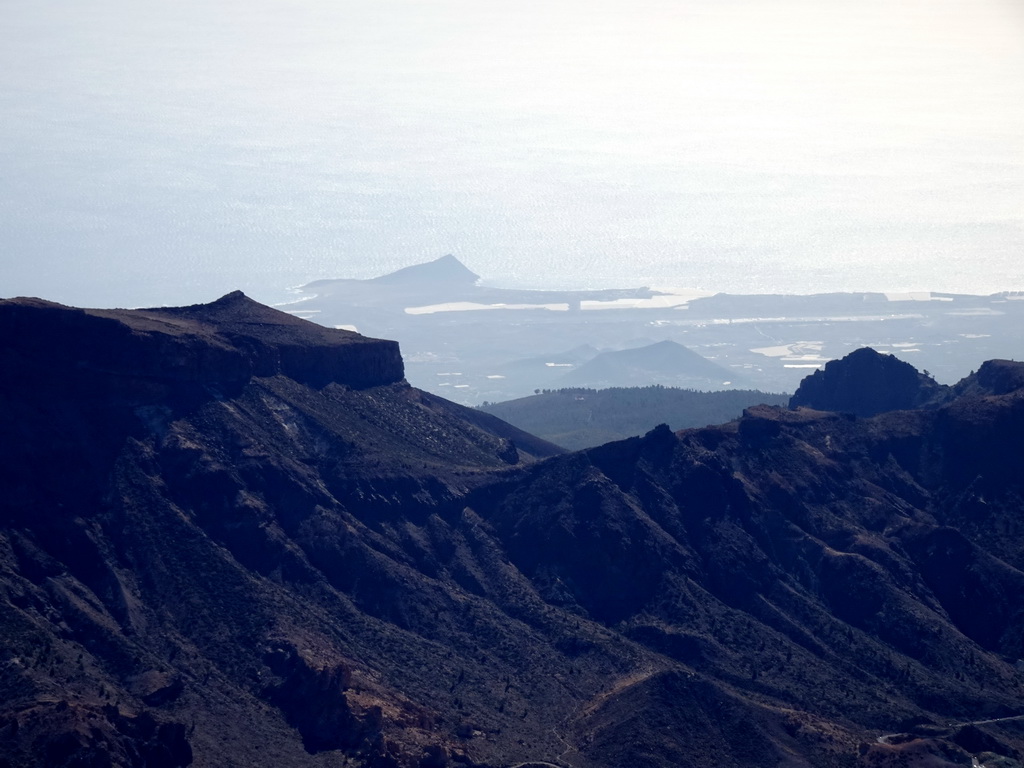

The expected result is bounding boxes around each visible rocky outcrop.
[789,346,946,415]
[261,647,369,753]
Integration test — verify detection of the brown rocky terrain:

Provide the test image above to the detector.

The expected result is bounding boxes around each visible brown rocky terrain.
[2,296,1024,768]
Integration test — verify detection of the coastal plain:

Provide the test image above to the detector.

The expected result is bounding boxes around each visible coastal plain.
[283,256,1024,405]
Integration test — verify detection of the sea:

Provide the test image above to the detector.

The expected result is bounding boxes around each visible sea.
[2,0,1022,309]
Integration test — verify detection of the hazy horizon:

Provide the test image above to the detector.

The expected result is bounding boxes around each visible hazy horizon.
[2,0,1022,308]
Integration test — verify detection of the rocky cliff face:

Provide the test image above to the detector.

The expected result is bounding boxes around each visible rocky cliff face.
[3,296,1024,768]
[0,291,406,395]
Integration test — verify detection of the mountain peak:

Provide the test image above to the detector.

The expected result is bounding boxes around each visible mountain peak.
[210,289,250,304]
[789,346,945,416]
[557,339,737,389]
[148,289,325,332]
[372,254,480,286]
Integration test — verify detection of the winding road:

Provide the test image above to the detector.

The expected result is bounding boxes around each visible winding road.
[876,713,1024,767]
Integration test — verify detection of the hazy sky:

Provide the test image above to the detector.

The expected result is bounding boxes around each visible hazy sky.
[2,0,1022,306]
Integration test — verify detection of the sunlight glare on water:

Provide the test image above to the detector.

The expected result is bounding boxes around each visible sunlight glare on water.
[0,0,1021,306]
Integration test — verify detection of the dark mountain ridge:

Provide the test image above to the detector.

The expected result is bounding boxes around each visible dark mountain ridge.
[3,296,1024,768]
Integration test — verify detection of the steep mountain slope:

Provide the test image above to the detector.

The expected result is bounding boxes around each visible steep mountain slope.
[468,397,1024,766]
[3,294,1024,768]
